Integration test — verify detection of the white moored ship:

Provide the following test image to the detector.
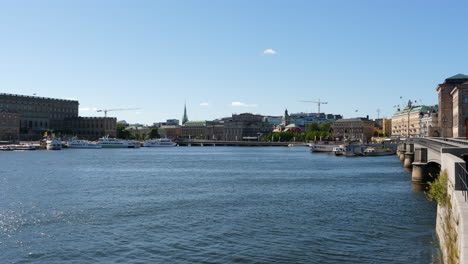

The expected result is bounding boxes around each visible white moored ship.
[143,138,177,147]
[65,139,102,149]
[46,139,62,150]
[98,137,138,148]
[309,142,344,152]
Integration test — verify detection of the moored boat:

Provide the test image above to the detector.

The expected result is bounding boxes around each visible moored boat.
[98,136,138,148]
[333,147,346,156]
[363,147,395,156]
[65,139,102,149]
[309,142,344,152]
[143,138,177,147]
[46,139,62,150]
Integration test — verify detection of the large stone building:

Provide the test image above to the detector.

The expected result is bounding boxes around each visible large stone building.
[0,93,79,139]
[223,113,271,141]
[437,74,468,138]
[61,117,117,140]
[391,104,438,137]
[332,117,375,142]
[0,111,20,141]
[0,93,117,140]
[159,125,181,139]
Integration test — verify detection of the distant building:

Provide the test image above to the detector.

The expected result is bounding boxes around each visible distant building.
[288,112,342,127]
[392,104,438,137]
[159,125,181,139]
[0,93,79,139]
[420,107,439,137]
[61,117,117,140]
[437,74,468,138]
[382,118,392,136]
[181,121,211,139]
[0,111,20,141]
[263,115,282,127]
[154,119,179,127]
[223,113,271,141]
[332,117,375,142]
[0,93,117,140]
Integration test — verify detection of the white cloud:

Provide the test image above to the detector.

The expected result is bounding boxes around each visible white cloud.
[263,49,277,55]
[231,101,258,107]
[200,102,209,106]
[79,107,98,111]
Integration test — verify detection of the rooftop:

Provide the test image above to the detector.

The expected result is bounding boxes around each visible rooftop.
[444,74,468,84]
[0,93,79,103]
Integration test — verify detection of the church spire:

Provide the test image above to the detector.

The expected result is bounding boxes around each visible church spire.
[182,103,188,125]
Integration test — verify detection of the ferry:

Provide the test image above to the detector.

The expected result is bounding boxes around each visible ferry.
[143,138,177,147]
[309,142,344,152]
[46,139,62,150]
[12,144,36,151]
[98,137,138,148]
[65,139,102,149]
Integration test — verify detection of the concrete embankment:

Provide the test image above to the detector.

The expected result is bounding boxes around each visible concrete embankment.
[438,152,468,264]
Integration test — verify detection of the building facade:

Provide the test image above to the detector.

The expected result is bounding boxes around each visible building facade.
[0,93,79,139]
[437,74,468,138]
[159,125,181,139]
[0,111,20,141]
[332,117,375,142]
[62,117,117,140]
[223,113,272,141]
[391,105,438,137]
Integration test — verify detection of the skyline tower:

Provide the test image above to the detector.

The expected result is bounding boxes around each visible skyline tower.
[182,103,188,125]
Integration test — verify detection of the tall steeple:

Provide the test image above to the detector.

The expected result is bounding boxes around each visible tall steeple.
[182,103,188,125]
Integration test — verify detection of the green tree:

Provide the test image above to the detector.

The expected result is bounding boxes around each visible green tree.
[305,122,319,133]
[116,123,131,139]
[147,128,160,139]
[318,122,331,132]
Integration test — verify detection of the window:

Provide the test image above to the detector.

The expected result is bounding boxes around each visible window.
[464,97,468,104]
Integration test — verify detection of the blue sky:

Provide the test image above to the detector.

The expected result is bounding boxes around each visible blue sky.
[0,0,467,124]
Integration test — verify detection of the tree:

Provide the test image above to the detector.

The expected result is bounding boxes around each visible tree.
[305,122,319,133]
[147,128,160,139]
[116,123,131,139]
[318,122,331,132]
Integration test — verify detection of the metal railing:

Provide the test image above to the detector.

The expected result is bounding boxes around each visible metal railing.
[456,163,468,202]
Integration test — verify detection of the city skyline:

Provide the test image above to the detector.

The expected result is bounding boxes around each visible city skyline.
[1,1,467,123]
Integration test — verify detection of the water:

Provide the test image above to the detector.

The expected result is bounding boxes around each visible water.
[0,147,439,263]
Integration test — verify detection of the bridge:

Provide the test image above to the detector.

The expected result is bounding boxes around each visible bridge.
[398,138,468,263]
[398,137,468,182]
[174,139,294,147]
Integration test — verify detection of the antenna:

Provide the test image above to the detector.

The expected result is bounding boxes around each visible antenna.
[377,108,380,119]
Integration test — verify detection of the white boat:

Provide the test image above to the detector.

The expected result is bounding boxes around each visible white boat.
[98,137,137,148]
[12,144,36,151]
[363,147,395,156]
[143,138,177,147]
[309,143,344,152]
[46,139,62,150]
[65,139,102,149]
[333,147,346,156]
[0,145,14,151]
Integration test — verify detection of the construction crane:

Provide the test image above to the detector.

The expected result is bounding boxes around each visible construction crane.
[299,99,328,118]
[96,108,140,117]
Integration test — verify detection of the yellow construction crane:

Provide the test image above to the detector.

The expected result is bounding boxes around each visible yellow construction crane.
[299,99,328,118]
[96,108,140,117]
